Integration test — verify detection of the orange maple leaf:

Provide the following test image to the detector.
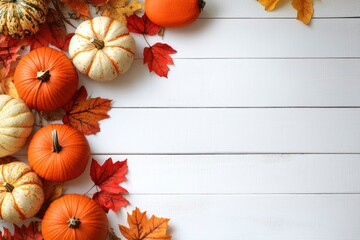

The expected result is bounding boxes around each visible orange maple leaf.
[258,0,313,24]
[119,208,171,240]
[62,86,112,135]
[61,0,91,18]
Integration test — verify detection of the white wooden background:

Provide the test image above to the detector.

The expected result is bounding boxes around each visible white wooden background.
[4,0,360,239]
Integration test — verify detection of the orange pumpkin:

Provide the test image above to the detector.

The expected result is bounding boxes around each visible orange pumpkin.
[42,194,109,240]
[14,47,78,111]
[145,0,206,28]
[28,124,90,182]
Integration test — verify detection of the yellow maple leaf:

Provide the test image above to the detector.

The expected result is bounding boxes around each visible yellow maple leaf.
[258,0,280,11]
[99,0,143,25]
[292,0,314,25]
[258,0,314,24]
[119,208,171,240]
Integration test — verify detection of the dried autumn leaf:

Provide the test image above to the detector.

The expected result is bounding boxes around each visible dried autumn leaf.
[292,0,313,25]
[0,68,18,98]
[119,208,171,240]
[40,108,66,121]
[126,13,160,35]
[144,43,177,78]
[36,180,63,218]
[0,227,12,239]
[13,222,43,240]
[90,158,128,193]
[107,228,122,240]
[0,36,22,78]
[93,190,129,213]
[0,156,19,165]
[61,0,91,18]
[258,0,280,11]
[62,86,112,135]
[99,0,143,25]
[90,0,109,4]
[90,158,129,212]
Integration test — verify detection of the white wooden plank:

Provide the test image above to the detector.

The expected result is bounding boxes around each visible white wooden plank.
[81,59,360,107]
[131,19,360,58]
[86,108,360,154]
[105,195,360,240]
[61,154,360,195]
[200,0,360,18]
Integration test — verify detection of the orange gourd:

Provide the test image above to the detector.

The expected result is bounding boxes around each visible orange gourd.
[145,0,206,28]
[28,124,90,182]
[42,194,109,240]
[14,47,78,111]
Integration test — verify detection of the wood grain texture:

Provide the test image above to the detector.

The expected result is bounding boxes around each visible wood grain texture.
[86,108,360,154]
[81,59,360,107]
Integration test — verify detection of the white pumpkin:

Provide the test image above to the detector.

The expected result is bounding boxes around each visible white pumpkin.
[69,16,136,81]
[0,95,34,157]
[0,161,44,223]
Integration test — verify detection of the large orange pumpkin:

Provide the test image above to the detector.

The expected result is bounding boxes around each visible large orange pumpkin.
[145,0,206,28]
[42,194,109,240]
[28,124,90,182]
[14,47,78,111]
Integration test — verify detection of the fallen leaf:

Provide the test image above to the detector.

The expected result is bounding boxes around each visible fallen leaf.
[13,222,43,240]
[144,43,177,78]
[90,158,128,193]
[119,208,171,240]
[127,13,160,35]
[93,190,129,213]
[40,108,66,122]
[0,156,19,165]
[0,227,12,239]
[90,158,128,213]
[36,180,63,219]
[0,36,22,78]
[292,0,313,25]
[258,0,280,11]
[61,0,91,18]
[90,0,109,4]
[53,33,74,51]
[99,0,143,25]
[62,86,112,135]
[107,228,122,240]
[0,68,18,98]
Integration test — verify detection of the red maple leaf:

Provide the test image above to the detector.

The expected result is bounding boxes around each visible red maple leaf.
[90,158,129,212]
[0,227,12,239]
[24,8,73,51]
[12,222,43,240]
[144,43,177,78]
[127,13,160,35]
[93,190,129,213]
[62,86,112,135]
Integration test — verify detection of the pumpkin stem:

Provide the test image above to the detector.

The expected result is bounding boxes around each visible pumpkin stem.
[199,0,206,11]
[37,70,51,82]
[91,38,105,50]
[3,182,14,192]
[52,129,62,153]
[67,216,81,229]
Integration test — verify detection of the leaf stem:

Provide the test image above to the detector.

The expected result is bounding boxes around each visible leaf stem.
[83,184,96,195]
[143,34,151,47]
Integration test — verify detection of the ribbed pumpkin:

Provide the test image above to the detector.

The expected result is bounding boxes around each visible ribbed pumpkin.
[14,47,79,111]
[69,16,136,81]
[0,161,44,223]
[28,124,90,182]
[0,95,34,157]
[145,0,206,28]
[42,194,109,240]
[0,0,48,38]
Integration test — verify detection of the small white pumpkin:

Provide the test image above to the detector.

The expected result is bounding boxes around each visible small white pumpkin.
[69,16,136,81]
[0,95,34,157]
[0,161,44,223]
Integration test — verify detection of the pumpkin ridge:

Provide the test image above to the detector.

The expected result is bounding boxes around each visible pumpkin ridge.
[85,51,98,76]
[102,51,120,75]
[71,48,95,61]
[103,18,114,41]
[11,194,27,220]
[106,33,130,43]
[105,45,135,56]
[0,97,13,111]
[74,32,92,41]
[18,1,47,22]
[90,18,100,41]
[21,6,42,27]
[12,170,36,186]
[0,131,31,138]
[0,142,12,153]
